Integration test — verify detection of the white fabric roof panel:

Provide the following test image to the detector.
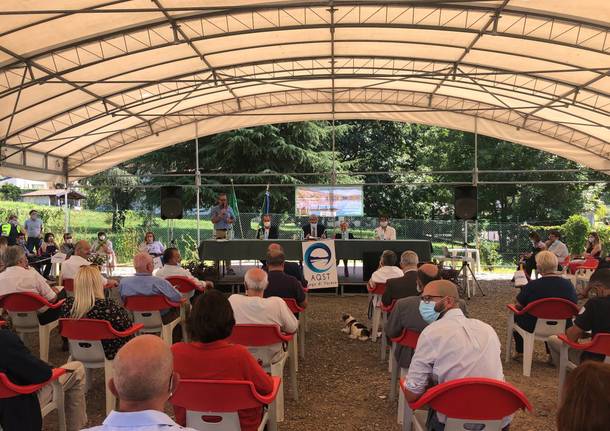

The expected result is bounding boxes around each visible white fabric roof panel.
[0,1,609,182]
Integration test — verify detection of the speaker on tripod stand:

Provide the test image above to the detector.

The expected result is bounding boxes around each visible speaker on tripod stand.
[453,186,484,298]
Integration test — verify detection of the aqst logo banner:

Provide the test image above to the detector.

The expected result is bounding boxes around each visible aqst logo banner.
[301,239,338,289]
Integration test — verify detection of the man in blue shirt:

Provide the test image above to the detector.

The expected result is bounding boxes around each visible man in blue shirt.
[24,210,43,253]
[83,335,196,431]
[210,192,235,274]
[119,253,183,337]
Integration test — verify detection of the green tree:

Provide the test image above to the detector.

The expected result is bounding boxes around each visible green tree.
[0,183,22,201]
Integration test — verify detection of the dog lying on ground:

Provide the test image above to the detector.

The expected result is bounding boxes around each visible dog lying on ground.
[341,313,371,341]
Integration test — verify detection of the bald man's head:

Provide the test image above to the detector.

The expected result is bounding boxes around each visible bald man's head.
[112,335,173,402]
[74,240,91,258]
[422,280,460,314]
[244,268,268,295]
[133,252,153,273]
[417,263,441,291]
[267,243,282,252]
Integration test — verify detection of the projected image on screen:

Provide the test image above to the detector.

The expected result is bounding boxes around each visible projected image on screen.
[295,186,364,217]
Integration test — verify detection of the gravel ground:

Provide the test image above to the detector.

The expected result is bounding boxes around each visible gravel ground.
[34,279,557,430]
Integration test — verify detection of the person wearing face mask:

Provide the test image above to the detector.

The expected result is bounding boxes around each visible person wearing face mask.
[402,280,508,431]
[302,214,326,240]
[567,231,603,275]
[24,210,43,253]
[60,232,75,257]
[92,231,116,276]
[334,221,355,277]
[374,215,396,241]
[0,214,21,246]
[517,231,546,279]
[39,232,58,280]
[256,214,279,240]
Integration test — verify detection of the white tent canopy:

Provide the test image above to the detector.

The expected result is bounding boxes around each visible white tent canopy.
[1,1,609,183]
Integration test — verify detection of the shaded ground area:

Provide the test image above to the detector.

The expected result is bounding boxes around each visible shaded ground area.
[37,280,556,430]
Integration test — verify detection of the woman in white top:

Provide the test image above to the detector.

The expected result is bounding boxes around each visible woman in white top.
[374,216,397,240]
[91,231,115,276]
[138,231,165,257]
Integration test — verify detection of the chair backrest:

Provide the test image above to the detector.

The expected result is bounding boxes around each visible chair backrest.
[0,292,59,312]
[228,324,292,347]
[368,283,386,295]
[171,377,280,431]
[59,318,121,340]
[407,377,532,427]
[62,278,74,292]
[381,300,396,313]
[166,276,199,294]
[391,329,420,349]
[283,298,304,314]
[123,295,180,332]
[521,298,579,320]
[0,368,66,398]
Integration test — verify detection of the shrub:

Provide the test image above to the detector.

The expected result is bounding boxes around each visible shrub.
[479,239,501,271]
[562,215,591,255]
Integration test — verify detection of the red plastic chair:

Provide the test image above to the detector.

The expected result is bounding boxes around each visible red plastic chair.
[367,283,386,342]
[123,295,185,345]
[227,324,296,423]
[166,276,205,341]
[400,377,532,431]
[0,368,67,431]
[0,292,66,361]
[61,278,74,296]
[505,298,579,376]
[171,377,282,431]
[283,298,306,361]
[380,300,396,363]
[0,320,6,327]
[389,329,421,425]
[59,318,143,414]
[557,333,610,398]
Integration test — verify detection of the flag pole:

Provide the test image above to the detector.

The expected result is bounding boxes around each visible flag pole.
[230,179,244,238]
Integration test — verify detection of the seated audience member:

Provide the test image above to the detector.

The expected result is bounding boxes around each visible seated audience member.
[548,268,610,366]
[60,232,75,257]
[403,280,509,431]
[83,335,196,431]
[256,214,279,240]
[556,361,610,431]
[172,290,274,431]
[0,246,64,325]
[91,231,115,275]
[368,250,403,289]
[0,325,87,431]
[60,265,134,360]
[518,231,546,278]
[585,231,602,258]
[39,232,58,279]
[154,247,213,290]
[381,250,419,306]
[416,263,442,292]
[546,230,569,264]
[263,248,307,309]
[262,243,306,286]
[334,221,355,277]
[61,240,117,288]
[386,280,468,369]
[119,253,183,326]
[138,231,165,257]
[0,236,8,272]
[229,268,298,358]
[374,215,396,241]
[511,251,577,360]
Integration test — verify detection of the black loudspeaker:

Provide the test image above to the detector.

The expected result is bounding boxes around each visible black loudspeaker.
[160,186,183,220]
[454,186,478,220]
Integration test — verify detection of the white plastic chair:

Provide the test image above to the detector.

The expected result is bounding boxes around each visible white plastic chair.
[505,298,579,376]
[367,283,386,342]
[123,294,185,345]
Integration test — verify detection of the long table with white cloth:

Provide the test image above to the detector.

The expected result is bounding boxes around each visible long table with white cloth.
[198,239,432,280]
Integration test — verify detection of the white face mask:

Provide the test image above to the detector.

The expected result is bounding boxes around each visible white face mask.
[264,221,271,228]
[380,221,388,227]
[589,237,595,243]
[99,236,106,241]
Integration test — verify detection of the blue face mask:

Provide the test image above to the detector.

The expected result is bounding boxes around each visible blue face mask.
[419,300,441,324]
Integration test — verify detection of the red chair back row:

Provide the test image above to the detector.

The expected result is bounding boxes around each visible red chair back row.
[166,276,202,294]
[558,333,610,357]
[227,324,293,347]
[0,369,66,398]
[391,329,420,349]
[123,295,185,311]
[59,318,143,340]
[62,278,74,292]
[507,298,579,320]
[368,283,386,295]
[283,298,305,314]
[0,292,65,311]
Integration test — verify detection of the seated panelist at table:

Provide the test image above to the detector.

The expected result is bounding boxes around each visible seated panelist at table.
[374,215,396,241]
[302,214,326,239]
[256,214,279,240]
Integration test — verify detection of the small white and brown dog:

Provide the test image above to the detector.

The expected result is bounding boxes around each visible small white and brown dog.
[341,313,371,341]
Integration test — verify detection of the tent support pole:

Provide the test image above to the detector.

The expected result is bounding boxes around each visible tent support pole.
[195,122,201,245]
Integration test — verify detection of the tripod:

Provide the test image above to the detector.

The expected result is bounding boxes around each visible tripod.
[459,220,485,299]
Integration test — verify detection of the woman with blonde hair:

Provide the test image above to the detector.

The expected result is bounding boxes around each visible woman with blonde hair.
[59,265,134,359]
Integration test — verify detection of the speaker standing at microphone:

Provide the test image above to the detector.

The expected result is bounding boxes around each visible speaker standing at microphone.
[210,192,236,274]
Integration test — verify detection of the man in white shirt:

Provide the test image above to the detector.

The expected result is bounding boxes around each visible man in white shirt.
[61,240,117,288]
[546,230,569,263]
[0,246,63,324]
[374,216,397,241]
[229,268,298,358]
[83,335,196,431]
[403,280,509,430]
[368,250,403,289]
[154,247,213,290]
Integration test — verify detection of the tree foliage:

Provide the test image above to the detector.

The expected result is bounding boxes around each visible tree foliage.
[0,184,22,201]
